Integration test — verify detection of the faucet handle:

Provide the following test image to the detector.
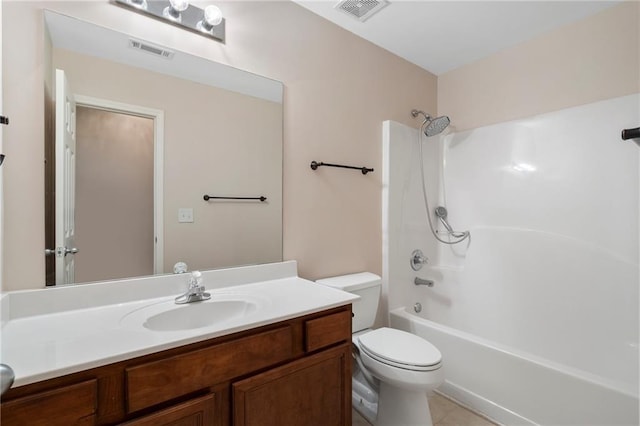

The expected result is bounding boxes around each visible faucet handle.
[410,249,428,271]
[188,271,203,291]
[173,261,188,274]
[175,271,210,304]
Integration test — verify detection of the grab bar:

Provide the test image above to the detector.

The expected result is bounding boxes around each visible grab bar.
[621,127,640,141]
[203,195,267,202]
[310,161,374,175]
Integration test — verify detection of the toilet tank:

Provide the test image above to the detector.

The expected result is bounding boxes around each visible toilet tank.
[316,272,381,333]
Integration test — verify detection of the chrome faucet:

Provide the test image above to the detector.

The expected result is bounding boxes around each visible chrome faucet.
[175,271,211,304]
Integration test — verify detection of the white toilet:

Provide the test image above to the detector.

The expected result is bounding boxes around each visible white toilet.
[316,272,443,426]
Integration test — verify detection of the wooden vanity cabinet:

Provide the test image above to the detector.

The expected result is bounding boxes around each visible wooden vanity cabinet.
[0,305,352,426]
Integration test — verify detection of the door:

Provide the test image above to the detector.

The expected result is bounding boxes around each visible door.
[0,0,4,289]
[74,106,155,283]
[54,69,77,285]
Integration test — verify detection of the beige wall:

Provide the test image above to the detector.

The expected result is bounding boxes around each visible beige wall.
[2,1,437,290]
[75,107,154,283]
[438,1,640,131]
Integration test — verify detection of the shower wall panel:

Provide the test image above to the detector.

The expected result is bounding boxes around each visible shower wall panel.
[383,93,639,405]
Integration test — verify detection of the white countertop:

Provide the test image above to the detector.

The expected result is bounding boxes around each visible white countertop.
[0,261,358,388]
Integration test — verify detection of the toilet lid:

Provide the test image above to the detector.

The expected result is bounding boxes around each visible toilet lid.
[358,327,441,369]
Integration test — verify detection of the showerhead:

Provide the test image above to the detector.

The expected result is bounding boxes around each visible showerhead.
[411,109,450,137]
[434,205,469,239]
[424,116,450,136]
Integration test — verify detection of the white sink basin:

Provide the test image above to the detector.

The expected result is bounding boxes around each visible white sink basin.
[120,293,262,332]
[144,300,257,331]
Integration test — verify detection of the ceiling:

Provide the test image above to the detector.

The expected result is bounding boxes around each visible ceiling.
[293,1,621,75]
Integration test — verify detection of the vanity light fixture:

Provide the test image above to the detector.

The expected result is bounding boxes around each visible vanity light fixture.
[114,0,225,43]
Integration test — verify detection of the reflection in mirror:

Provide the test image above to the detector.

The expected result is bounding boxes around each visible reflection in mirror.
[43,11,283,286]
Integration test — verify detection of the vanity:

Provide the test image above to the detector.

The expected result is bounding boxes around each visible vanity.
[0,261,357,425]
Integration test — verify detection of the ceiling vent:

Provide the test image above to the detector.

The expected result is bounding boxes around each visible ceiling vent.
[334,0,389,22]
[128,39,175,59]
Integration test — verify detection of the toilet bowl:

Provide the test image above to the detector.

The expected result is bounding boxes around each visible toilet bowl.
[316,273,443,426]
[357,327,443,390]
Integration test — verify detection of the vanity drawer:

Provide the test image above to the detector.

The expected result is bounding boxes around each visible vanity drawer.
[1,379,97,425]
[304,309,351,352]
[126,326,293,413]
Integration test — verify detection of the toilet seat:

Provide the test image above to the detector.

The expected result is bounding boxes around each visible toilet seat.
[357,327,442,371]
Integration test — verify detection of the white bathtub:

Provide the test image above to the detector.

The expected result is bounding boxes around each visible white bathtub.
[390,307,640,426]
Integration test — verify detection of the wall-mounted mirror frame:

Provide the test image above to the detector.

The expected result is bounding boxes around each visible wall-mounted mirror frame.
[39,10,284,286]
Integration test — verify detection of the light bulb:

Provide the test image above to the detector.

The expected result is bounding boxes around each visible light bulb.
[169,0,189,12]
[163,0,189,21]
[129,0,147,9]
[203,5,223,26]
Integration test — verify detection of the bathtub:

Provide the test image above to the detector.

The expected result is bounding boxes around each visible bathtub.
[390,307,640,426]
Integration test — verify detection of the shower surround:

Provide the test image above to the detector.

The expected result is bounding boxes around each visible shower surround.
[382,94,639,425]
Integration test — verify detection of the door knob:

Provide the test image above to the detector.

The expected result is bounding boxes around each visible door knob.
[45,247,79,257]
[0,364,15,395]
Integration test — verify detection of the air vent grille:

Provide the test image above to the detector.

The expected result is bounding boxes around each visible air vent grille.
[129,39,175,59]
[335,0,389,22]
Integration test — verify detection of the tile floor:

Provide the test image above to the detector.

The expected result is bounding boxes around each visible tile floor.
[352,392,498,426]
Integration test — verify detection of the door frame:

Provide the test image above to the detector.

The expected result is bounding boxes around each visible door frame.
[74,95,165,275]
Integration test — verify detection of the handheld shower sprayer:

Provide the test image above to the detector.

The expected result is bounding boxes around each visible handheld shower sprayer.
[434,206,469,239]
[434,206,453,233]
[411,108,469,245]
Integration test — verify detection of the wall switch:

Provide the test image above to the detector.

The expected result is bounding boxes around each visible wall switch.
[178,208,194,223]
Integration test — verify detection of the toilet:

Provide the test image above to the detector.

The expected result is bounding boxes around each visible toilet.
[316,272,443,426]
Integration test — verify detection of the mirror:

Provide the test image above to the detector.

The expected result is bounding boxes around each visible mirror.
[43,10,283,285]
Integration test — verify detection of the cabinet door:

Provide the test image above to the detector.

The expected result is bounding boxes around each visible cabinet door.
[121,394,216,426]
[1,379,97,426]
[233,343,351,426]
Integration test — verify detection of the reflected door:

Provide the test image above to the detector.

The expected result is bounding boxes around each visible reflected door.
[54,69,77,285]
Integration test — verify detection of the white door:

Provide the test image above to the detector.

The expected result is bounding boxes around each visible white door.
[0,0,4,290]
[55,69,77,285]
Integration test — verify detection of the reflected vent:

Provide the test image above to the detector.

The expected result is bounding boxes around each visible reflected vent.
[335,0,389,22]
[128,39,175,59]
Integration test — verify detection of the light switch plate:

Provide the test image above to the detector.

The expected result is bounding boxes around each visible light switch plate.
[178,208,194,223]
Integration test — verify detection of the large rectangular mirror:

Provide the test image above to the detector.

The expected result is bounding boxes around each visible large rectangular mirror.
[41,10,283,285]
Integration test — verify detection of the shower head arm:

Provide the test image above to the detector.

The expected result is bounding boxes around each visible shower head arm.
[411,109,431,123]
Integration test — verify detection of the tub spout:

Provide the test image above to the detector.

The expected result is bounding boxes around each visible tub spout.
[414,277,434,287]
